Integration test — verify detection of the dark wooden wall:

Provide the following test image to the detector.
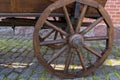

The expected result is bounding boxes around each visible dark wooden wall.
[0,0,52,13]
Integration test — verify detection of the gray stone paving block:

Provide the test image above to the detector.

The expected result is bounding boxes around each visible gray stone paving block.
[2,52,13,59]
[20,68,33,78]
[114,65,120,70]
[104,66,114,73]
[63,79,72,80]
[94,68,106,78]
[24,57,33,63]
[27,47,33,51]
[86,77,93,80]
[29,74,41,80]
[18,48,25,53]
[1,35,120,80]
[45,72,52,78]
[0,51,6,55]
[14,57,23,62]
[0,68,13,75]
[34,66,44,74]
[0,59,5,63]
[14,58,28,73]
[7,72,18,80]
[108,54,114,59]
[19,78,28,80]
[29,74,41,78]
[23,46,28,49]
[15,46,23,52]
[14,68,24,73]
[6,47,15,52]
[27,52,34,58]
[95,77,104,80]
[4,58,13,63]
[117,70,120,74]
[0,66,5,70]
[21,50,29,57]
[29,77,39,80]
[109,73,120,80]
[11,48,18,52]
[51,76,60,80]
[73,78,84,80]
[0,75,4,80]
[32,58,38,63]
[10,44,16,47]
[11,52,21,58]
[0,46,6,50]
[29,63,38,70]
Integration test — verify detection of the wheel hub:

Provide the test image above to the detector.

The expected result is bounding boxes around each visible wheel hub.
[69,34,84,48]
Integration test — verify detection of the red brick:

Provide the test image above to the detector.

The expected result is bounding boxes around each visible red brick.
[104,0,120,25]
[115,2,120,4]
[116,12,120,14]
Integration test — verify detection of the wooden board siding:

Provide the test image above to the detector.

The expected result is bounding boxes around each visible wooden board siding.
[0,0,107,18]
[0,0,52,13]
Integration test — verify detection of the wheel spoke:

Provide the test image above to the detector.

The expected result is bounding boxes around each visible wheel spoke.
[64,48,73,72]
[80,17,103,35]
[43,29,55,40]
[83,44,102,58]
[63,6,74,34]
[45,21,68,37]
[76,5,88,33]
[85,36,108,41]
[48,45,68,64]
[39,35,44,42]
[60,33,64,39]
[76,48,87,70]
[40,39,66,46]
[54,31,58,40]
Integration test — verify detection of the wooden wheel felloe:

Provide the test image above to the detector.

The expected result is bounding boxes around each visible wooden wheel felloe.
[33,0,113,78]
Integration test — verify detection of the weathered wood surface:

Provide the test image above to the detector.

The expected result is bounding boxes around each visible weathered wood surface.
[0,0,51,13]
[0,0,107,17]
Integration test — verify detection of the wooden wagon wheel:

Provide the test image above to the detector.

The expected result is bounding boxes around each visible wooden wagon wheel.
[34,0,113,78]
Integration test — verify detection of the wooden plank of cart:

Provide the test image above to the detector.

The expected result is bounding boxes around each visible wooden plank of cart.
[0,0,113,79]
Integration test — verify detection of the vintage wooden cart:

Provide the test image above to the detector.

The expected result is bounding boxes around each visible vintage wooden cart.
[0,0,113,79]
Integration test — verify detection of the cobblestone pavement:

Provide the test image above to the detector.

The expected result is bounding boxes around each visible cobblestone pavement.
[0,35,120,80]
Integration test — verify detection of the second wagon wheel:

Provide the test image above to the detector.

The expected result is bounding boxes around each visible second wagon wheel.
[34,0,113,78]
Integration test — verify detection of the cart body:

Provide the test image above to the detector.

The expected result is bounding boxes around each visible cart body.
[0,0,113,79]
[0,0,107,17]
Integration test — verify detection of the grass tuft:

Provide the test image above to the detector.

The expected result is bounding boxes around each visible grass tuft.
[39,70,50,80]
[106,75,110,80]
[114,70,120,79]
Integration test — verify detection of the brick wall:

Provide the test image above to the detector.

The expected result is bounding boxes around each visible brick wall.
[94,0,120,39]
[105,0,120,26]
